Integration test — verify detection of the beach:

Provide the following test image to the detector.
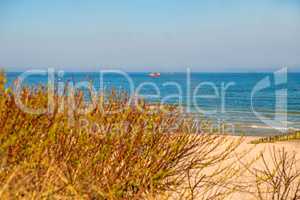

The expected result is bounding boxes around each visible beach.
[233,136,300,199]
[158,135,300,200]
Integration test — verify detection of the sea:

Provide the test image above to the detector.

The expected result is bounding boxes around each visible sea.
[5,72,300,136]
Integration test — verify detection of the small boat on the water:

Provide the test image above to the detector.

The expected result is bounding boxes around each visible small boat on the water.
[149,72,161,77]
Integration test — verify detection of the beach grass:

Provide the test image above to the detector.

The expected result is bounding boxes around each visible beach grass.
[251,131,300,144]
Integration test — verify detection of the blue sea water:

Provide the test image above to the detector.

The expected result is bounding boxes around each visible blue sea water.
[5,72,300,136]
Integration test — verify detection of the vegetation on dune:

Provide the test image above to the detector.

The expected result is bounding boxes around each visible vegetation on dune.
[0,71,242,199]
[251,132,300,144]
[0,71,300,200]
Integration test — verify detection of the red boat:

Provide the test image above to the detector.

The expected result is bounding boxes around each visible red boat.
[149,72,161,77]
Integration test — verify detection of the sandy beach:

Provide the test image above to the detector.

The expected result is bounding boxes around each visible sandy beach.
[223,136,300,200]
[161,135,300,200]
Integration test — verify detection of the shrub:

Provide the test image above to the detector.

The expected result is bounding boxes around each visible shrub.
[0,72,242,199]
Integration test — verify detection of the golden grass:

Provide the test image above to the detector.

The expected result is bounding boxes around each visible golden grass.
[251,132,300,144]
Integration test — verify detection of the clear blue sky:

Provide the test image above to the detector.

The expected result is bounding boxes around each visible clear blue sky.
[0,0,300,72]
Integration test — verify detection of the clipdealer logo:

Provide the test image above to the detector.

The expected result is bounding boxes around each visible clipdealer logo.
[251,68,288,132]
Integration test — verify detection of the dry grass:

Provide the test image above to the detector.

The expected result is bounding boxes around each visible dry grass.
[251,132,300,144]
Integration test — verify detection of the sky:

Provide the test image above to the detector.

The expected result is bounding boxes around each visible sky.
[0,0,300,72]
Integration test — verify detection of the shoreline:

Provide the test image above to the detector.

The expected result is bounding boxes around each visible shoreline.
[147,103,300,136]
